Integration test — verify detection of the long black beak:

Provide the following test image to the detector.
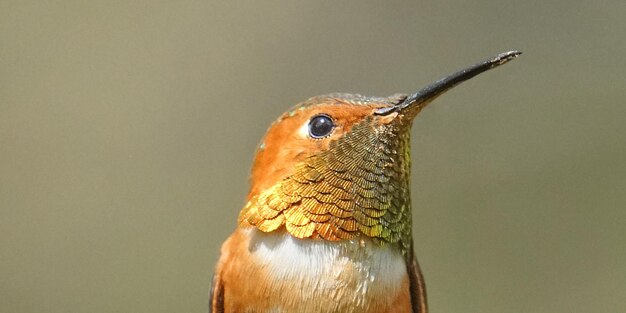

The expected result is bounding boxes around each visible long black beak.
[375,50,521,116]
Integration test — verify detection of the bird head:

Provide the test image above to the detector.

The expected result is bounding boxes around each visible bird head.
[239,51,521,253]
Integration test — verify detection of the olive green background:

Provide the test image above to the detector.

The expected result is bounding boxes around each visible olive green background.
[1,1,625,312]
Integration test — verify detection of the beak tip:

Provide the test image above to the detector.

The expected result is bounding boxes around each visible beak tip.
[495,50,523,65]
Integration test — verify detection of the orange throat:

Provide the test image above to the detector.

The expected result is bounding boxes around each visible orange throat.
[238,100,414,253]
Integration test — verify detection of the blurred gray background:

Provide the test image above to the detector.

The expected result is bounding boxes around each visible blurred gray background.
[1,1,625,312]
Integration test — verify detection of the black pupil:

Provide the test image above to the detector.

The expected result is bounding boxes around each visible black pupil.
[308,115,334,138]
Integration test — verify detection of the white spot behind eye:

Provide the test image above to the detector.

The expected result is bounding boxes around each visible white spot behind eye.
[297,120,310,138]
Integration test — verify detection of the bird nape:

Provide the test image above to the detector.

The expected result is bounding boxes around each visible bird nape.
[210,51,521,313]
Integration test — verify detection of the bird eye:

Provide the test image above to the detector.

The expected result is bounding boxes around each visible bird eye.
[308,114,335,138]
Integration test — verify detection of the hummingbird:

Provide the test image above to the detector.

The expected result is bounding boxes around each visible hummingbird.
[209,51,521,313]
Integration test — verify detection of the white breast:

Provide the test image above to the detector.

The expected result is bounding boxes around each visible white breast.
[246,229,407,308]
